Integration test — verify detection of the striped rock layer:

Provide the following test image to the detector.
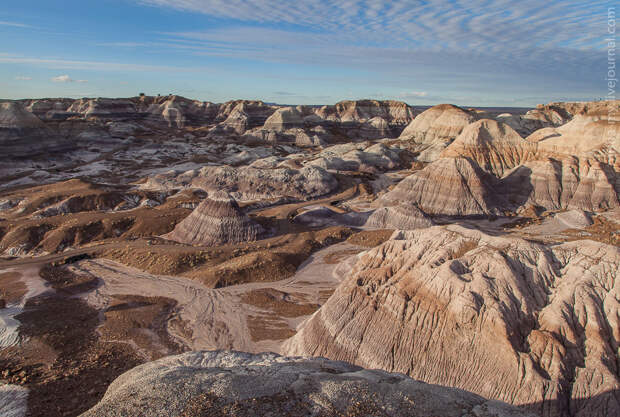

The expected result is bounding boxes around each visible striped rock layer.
[364,202,434,230]
[283,225,620,417]
[165,192,263,246]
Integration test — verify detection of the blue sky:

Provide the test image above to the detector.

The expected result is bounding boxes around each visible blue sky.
[0,0,613,106]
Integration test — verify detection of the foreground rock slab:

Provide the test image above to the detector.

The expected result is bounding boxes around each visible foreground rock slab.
[80,350,535,417]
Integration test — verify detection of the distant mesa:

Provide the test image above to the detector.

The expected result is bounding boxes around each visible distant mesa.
[67,97,138,119]
[528,113,619,163]
[0,101,46,129]
[316,99,416,127]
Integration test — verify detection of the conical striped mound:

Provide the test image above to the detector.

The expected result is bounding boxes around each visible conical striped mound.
[165,191,263,246]
[365,202,434,230]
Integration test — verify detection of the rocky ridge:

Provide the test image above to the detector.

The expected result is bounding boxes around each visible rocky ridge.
[143,164,339,203]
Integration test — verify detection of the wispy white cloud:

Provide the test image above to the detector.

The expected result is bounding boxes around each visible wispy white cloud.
[155,27,601,89]
[51,74,88,83]
[51,74,71,82]
[0,55,203,72]
[96,42,151,47]
[85,1,604,98]
[0,1,605,104]
[139,0,606,51]
[136,0,603,86]
[0,20,31,28]
[14,75,32,81]
[400,91,428,98]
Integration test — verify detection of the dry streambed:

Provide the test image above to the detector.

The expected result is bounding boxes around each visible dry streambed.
[0,240,365,416]
[78,240,363,353]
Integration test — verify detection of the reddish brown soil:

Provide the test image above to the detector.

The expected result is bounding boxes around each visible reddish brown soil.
[565,216,620,246]
[0,205,190,255]
[0,178,198,256]
[103,226,355,288]
[0,173,399,415]
[318,289,336,304]
[0,265,183,417]
[246,315,297,342]
[241,288,320,318]
[346,229,394,247]
[0,179,167,219]
[0,292,143,417]
[98,294,183,360]
[241,288,323,343]
[503,216,544,230]
[0,271,27,305]
[323,248,364,264]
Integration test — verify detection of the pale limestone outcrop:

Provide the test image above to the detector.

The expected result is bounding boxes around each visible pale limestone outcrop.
[359,116,392,139]
[495,113,551,137]
[493,99,605,137]
[23,98,74,120]
[216,100,277,134]
[220,106,249,134]
[0,101,46,129]
[536,100,619,120]
[284,225,620,417]
[290,128,326,147]
[528,115,619,165]
[308,142,401,173]
[144,95,220,127]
